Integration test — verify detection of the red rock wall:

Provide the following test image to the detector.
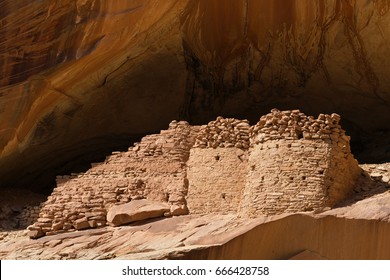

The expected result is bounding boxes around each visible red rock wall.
[0,0,189,191]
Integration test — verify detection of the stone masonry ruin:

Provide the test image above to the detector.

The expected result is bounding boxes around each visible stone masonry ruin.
[240,109,361,217]
[186,117,250,214]
[28,121,198,238]
[28,109,361,238]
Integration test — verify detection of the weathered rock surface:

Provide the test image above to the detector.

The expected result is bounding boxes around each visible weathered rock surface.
[2,210,390,260]
[180,214,390,260]
[1,0,390,191]
[107,200,170,226]
[289,250,327,260]
[322,163,390,222]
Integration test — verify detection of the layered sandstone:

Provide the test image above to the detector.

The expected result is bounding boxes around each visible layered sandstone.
[2,211,390,260]
[179,214,390,260]
[0,0,189,191]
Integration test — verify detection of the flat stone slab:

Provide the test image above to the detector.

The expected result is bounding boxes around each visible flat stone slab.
[107,200,170,226]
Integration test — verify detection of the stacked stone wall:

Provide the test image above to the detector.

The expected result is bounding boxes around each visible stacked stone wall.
[187,117,250,214]
[193,117,250,149]
[250,108,350,144]
[325,145,361,206]
[16,205,42,228]
[240,139,331,216]
[186,147,247,214]
[28,121,196,238]
[239,109,360,217]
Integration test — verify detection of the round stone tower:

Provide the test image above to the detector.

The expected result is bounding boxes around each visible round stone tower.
[239,109,361,217]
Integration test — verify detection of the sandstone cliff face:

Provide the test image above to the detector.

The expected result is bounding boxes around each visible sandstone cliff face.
[181,1,390,130]
[0,0,188,190]
[1,0,390,190]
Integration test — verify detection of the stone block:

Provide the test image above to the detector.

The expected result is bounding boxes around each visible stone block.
[28,229,44,239]
[170,204,189,216]
[88,220,97,228]
[51,221,64,231]
[73,217,90,230]
[107,199,170,226]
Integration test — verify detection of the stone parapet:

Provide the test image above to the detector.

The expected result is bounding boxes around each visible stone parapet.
[194,117,250,149]
[250,109,349,148]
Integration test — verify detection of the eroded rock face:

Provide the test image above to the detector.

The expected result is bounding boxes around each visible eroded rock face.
[1,0,390,191]
[0,0,189,191]
[181,0,390,128]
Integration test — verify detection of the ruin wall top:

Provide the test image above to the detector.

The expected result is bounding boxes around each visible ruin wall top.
[250,109,350,148]
[192,108,351,151]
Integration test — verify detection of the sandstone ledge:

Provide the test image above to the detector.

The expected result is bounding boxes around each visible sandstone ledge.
[2,210,390,259]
